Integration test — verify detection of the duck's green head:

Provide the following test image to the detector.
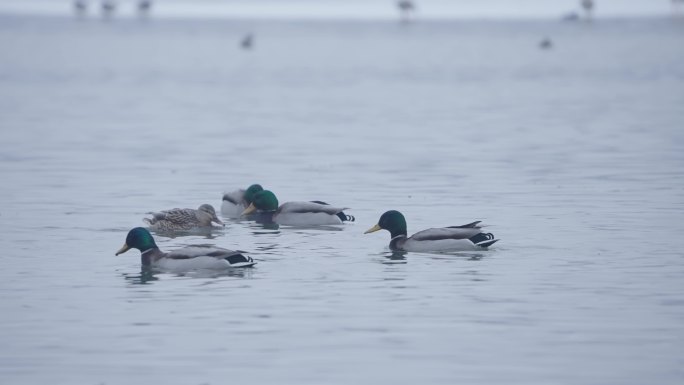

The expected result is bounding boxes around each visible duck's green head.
[364,210,407,238]
[116,227,158,255]
[241,190,279,215]
[243,184,264,205]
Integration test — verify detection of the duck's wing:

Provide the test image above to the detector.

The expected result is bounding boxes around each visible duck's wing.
[410,225,483,241]
[148,208,197,224]
[411,221,498,247]
[166,245,255,267]
[279,201,348,215]
[222,189,245,205]
[309,201,354,221]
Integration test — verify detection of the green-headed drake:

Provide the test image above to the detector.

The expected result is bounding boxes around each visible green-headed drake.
[365,210,498,252]
[144,204,223,232]
[221,184,264,218]
[241,190,354,226]
[116,227,255,271]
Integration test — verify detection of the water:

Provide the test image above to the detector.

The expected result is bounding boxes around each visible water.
[1,15,683,384]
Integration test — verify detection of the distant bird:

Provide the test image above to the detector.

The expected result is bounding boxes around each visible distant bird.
[101,0,116,19]
[581,0,594,21]
[137,0,152,17]
[539,38,553,50]
[73,0,88,16]
[240,34,254,50]
[396,0,415,23]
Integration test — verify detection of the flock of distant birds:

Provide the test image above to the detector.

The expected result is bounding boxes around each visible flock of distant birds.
[115,184,499,272]
[72,0,684,21]
[70,0,684,52]
[73,0,151,18]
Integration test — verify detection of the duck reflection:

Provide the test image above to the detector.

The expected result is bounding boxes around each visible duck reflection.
[251,212,280,229]
[150,227,220,240]
[378,250,487,264]
[460,253,486,261]
[122,264,254,285]
[425,252,487,261]
[381,251,408,263]
[122,266,158,284]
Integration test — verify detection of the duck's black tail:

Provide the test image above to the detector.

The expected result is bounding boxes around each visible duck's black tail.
[469,232,498,248]
[225,253,256,267]
[336,212,355,222]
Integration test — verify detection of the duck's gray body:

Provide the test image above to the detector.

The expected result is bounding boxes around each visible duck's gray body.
[278,201,347,225]
[141,245,255,272]
[221,189,246,218]
[269,201,349,226]
[391,224,497,252]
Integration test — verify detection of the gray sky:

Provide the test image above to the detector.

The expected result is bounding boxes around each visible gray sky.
[0,0,677,19]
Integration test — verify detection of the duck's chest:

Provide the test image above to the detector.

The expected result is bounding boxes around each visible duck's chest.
[389,235,408,251]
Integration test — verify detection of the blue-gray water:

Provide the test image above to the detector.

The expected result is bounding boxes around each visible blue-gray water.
[1,15,683,384]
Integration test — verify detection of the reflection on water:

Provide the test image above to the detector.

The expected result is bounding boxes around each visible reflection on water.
[173,267,256,280]
[122,264,255,285]
[249,222,281,231]
[122,267,159,285]
[378,250,488,264]
[149,227,223,239]
[286,225,345,232]
[381,251,408,263]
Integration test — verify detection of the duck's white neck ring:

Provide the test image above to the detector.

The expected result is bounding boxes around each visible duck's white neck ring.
[390,235,406,241]
[141,248,155,255]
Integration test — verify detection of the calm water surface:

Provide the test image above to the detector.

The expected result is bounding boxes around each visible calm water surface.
[0,15,683,384]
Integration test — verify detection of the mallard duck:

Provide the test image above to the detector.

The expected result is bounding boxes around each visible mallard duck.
[116,227,255,270]
[241,190,353,226]
[144,204,223,231]
[364,210,498,252]
[221,184,263,218]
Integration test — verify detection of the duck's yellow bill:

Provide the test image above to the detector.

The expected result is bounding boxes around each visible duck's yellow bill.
[241,203,257,216]
[364,224,382,234]
[115,243,131,256]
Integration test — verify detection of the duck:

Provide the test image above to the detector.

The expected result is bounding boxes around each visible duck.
[539,37,553,50]
[115,227,255,271]
[144,204,223,232]
[241,190,354,226]
[221,184,264,218]
[364,210,498,252]
[240,33,254,50]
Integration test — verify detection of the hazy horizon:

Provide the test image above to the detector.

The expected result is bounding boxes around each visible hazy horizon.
[0,0,679,20]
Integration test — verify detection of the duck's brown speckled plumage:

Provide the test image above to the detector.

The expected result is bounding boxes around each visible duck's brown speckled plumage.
[144,204,223,231]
